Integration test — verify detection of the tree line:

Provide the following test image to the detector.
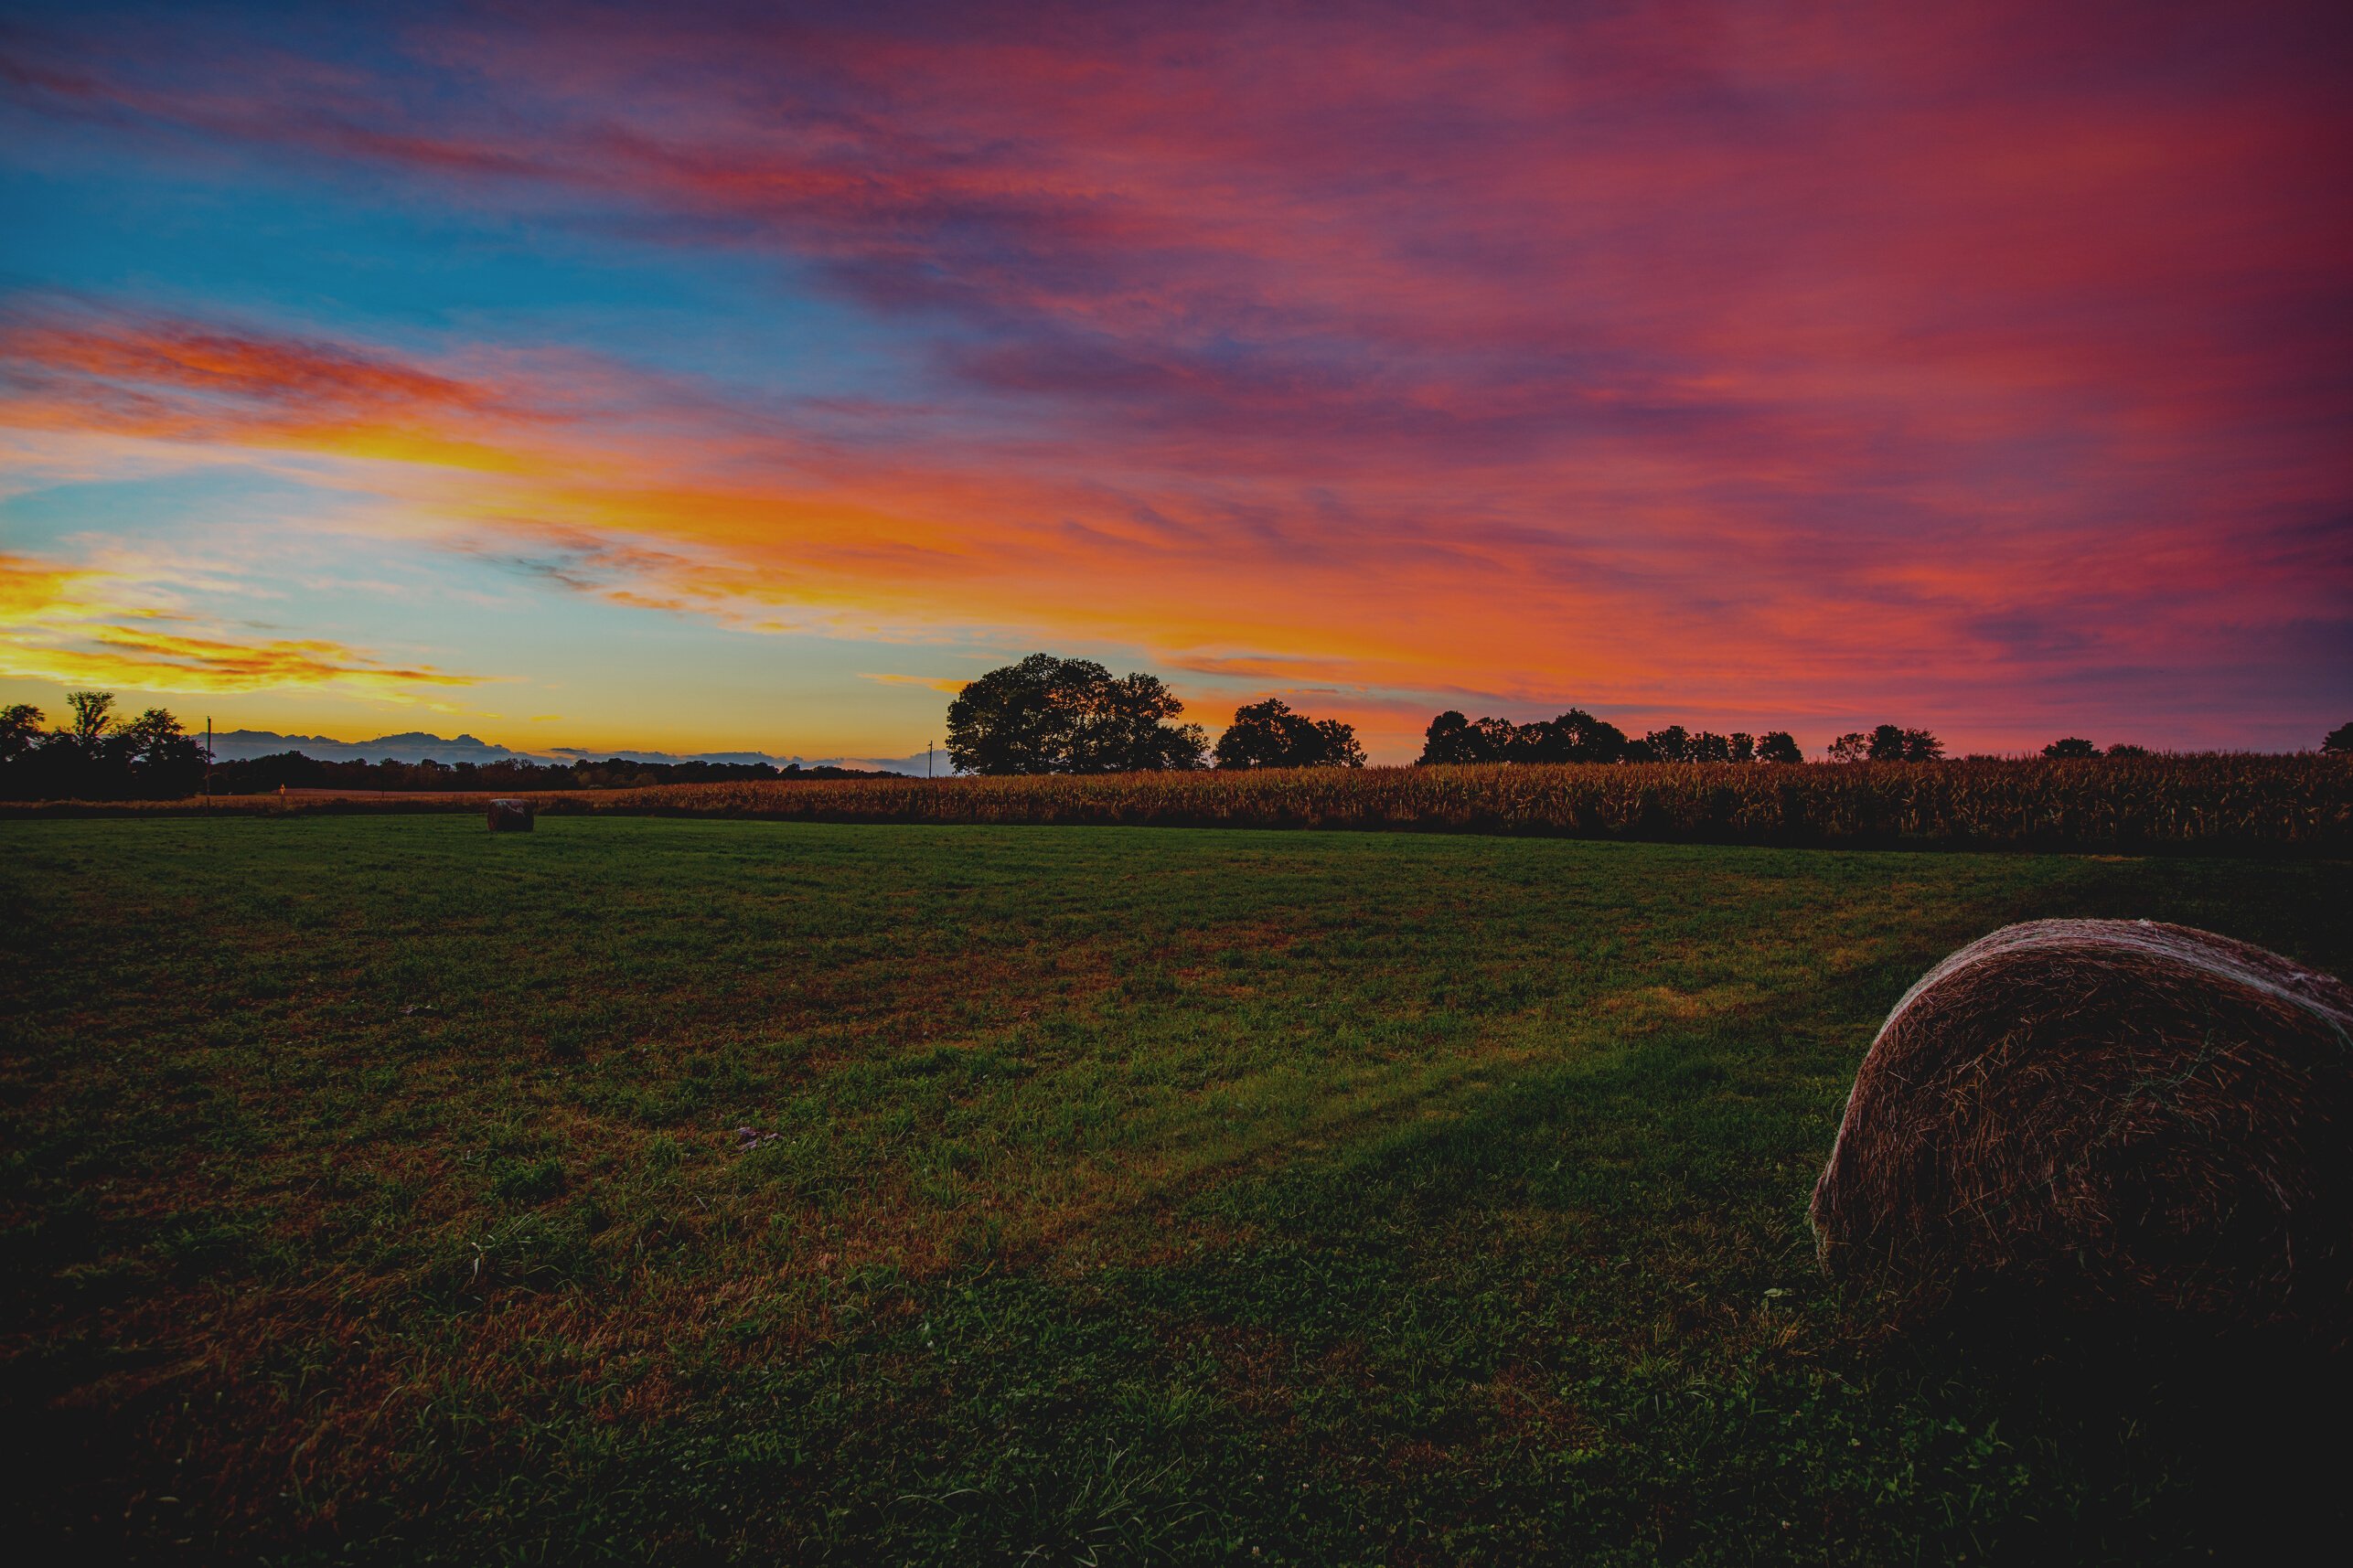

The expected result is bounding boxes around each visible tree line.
[1420,709,1805,764]
[0,692,893,799]
[944,656,1818,773]
[1,693,207,800]
[197,753,887,795]
[945,654,1369,773]
[950,656,2353,774]
[2037,737,2152,760]
[6,679,2348,798]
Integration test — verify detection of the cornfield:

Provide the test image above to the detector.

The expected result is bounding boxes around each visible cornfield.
[13,756,2350,854]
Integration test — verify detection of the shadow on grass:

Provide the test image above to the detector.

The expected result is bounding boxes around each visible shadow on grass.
[488,1025,2353,1565]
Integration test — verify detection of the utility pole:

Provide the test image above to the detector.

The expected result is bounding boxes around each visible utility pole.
[928,740,935,779]
[205,715,212,801]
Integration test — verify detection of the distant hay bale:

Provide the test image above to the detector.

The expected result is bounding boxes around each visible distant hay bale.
[1812,919,2353,1341]
[487,797,535,832]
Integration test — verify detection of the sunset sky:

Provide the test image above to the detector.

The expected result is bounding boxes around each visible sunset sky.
[3,0,2347,762]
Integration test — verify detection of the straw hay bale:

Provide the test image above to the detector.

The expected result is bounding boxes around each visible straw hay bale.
[1812,919,2353,1340]
[487,797,534,832]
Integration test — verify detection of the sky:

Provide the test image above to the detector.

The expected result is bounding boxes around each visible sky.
[2,0,2348,762]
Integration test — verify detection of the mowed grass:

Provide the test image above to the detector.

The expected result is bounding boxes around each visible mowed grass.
[3,816,2348,1563]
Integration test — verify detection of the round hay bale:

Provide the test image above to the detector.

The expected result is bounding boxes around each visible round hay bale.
[1811,919,2353,1341]
[487,797,535,832]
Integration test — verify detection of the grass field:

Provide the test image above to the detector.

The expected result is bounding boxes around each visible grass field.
[5,816,2349,1563]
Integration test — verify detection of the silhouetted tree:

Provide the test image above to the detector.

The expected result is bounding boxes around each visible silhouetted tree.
[0,703,40,766]
[1072,671,1204,773]
[1433,711,1504,765]
[1840,723,1941,762]
[113,708,206,795]
[1417,706,1631,765]
[1418,710,1484,765]
[1501,717,1562,763]
[2325,722,2353,755]
[1418,709,1803,766]
[1215,699,1364,769]
[1470,714,1520,760]
[1551,709,1629,763]
[209,752,594,794]
[1643,725,1692,763]
[26,691,125,796]
[59,690,115,761]
[945,654,1206,774]
[0,693,213,798]
[1214,702,1289,769]
[947,656,1064,774]
[2043,737,2100,759]
[2104,742,2152,758]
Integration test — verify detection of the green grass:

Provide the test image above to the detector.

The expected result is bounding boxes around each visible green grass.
[3,816,2348,1563]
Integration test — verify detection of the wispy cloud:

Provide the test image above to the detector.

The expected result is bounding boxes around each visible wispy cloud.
[0,551,483,697]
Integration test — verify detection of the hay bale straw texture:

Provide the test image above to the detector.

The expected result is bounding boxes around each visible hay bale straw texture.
[1812,919,2353,1341]
[487,798,534,832]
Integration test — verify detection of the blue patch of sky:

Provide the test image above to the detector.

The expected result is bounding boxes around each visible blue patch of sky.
[0,108,939,408]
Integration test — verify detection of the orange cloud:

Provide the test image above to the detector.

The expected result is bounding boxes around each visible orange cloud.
[0,553,95,624]
[0,552,483,698]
